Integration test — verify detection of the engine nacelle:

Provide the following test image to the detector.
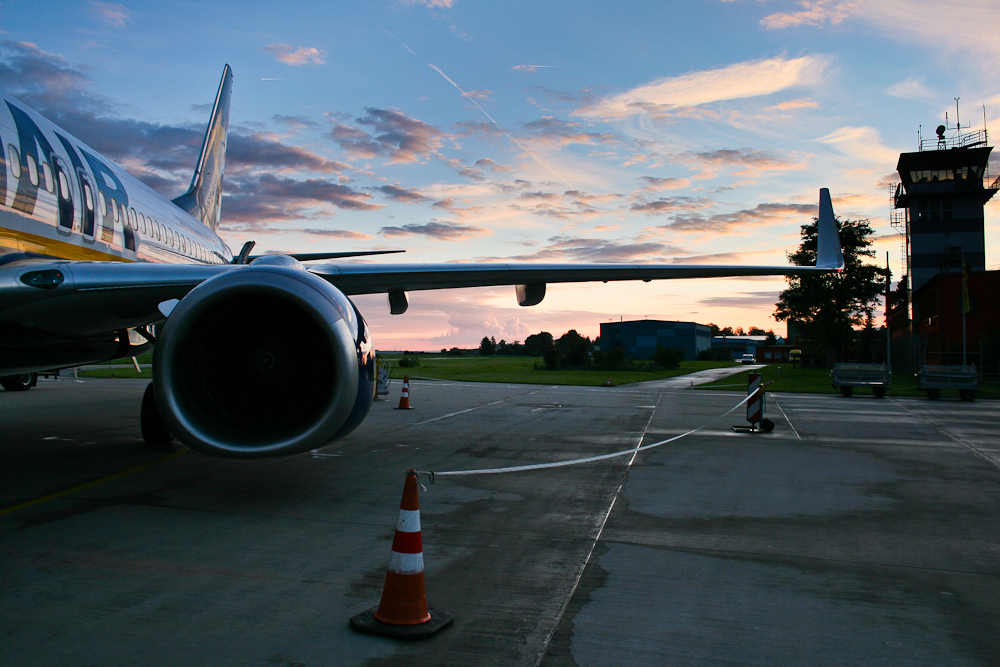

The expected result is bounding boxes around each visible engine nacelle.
[153,264,374,458]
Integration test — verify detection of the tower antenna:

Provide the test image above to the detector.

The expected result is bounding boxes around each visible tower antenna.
[955,97,961,132]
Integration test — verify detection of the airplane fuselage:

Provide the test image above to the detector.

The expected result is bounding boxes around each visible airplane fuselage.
[0,95,232,267]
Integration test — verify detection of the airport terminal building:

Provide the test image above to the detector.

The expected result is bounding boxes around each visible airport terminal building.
[599,320,711,361]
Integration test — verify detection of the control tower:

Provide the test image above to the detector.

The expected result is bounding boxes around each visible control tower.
[891,123,999,292]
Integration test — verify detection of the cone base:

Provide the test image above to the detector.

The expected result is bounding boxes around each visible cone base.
[393,406,415,410]
[350,607,453,639]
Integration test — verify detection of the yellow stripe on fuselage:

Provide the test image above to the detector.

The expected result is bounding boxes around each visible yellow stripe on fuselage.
[1,228,134,262]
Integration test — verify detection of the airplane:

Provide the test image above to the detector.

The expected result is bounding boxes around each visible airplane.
[0,65,844,459]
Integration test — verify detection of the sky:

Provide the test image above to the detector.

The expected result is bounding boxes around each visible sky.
[1,0,998,350]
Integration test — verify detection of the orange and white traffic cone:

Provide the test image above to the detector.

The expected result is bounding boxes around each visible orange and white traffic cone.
[394,376,414,410]
[350,470,453,639]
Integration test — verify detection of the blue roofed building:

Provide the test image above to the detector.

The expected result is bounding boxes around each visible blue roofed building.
[599,320,712,361]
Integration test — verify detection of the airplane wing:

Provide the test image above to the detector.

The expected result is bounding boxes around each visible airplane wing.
[312,186,844,298]
[2,186,844,331]
[310,259,837,296]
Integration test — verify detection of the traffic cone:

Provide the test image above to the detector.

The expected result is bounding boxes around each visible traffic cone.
[394,376,414,410]
[350,470,453,639]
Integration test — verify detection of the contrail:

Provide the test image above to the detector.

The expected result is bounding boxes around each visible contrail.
[428,63,575,191]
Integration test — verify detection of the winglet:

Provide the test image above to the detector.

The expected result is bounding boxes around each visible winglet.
[816,188,844,270]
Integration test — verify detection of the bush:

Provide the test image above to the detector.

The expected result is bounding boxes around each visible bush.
[398,356,420,368]
[651,346,683,370]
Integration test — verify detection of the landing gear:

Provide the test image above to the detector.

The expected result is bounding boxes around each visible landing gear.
[926,389,941,401]
[1,373,37,391]
[840,386,853,398]
[960,390,976,402]
[141,382,173,447]
[873,386,886,399]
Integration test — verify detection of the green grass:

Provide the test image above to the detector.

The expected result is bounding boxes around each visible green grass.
[696,364,1000,399]
[386,355,739,386]
[102,353,154,365]
[78,367,153,379]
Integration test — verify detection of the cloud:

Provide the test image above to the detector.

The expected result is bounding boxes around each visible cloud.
[885,76,935,100]
[375,184,429,203]
[401,0,456,7]
[630,197,715,215]
[662,202,816,233]
[637,176,692,192]
[575,56,829,119]
[698,291,781,308]
[263,43,327,66]
[0,40,103,114]
[379,221,491,240]
[223,174,381,226]
[761,1,1000,64]
[452,119,507,137]
[679,148,803,177]
[521,116,618,147]
[760,1,851,29]
[478,235,686,263]
[88,1,131,28]
[461,89,493,101]
[298,228,373,239]
[271,115,321,131]
[817,126,899,164]
[331,108,446,163]
[767,97,819,111]
[228,133,352,174]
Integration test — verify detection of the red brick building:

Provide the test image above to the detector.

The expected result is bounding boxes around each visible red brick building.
[911,270,1000,365]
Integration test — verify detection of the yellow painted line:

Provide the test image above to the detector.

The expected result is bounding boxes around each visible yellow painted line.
[0,448,187,516]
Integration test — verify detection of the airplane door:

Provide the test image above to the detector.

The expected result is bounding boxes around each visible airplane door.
[78,171,96,241]
[53,158,74,233]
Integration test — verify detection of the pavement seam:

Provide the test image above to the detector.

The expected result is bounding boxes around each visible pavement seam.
[889,396,1000,470]
[533,392,660,666]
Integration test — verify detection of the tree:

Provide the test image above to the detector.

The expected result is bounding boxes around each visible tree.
[524,331,554,357]
[651,346,683,369]
[479,336,495,356]
[556,329,590,367]
[774,216,883,361]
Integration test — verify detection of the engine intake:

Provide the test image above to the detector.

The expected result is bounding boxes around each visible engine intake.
[153,265,369,457]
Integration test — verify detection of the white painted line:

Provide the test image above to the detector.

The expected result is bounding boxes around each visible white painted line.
[772,395,801,440]
[413,391,542,426]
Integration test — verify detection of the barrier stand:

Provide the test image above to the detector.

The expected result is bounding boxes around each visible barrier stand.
[394,376,415,410]
[350,469,453,639]
[732,372,774,433]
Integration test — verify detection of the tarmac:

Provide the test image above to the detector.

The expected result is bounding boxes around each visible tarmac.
[1,374,998,666]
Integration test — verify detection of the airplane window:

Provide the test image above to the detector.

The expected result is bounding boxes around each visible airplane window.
[58,171,70,200]
[26,154,38,186]
[111,198,119,222]
[42,162,54,193]
[83,183,93,210]
[129,208,138,231]
[138,211,145,234]
[98,192,107,217]
[122,204,130,228]
[8,145,21,179]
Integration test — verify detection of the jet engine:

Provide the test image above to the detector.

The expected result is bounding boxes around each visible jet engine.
[152,260,374,457]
